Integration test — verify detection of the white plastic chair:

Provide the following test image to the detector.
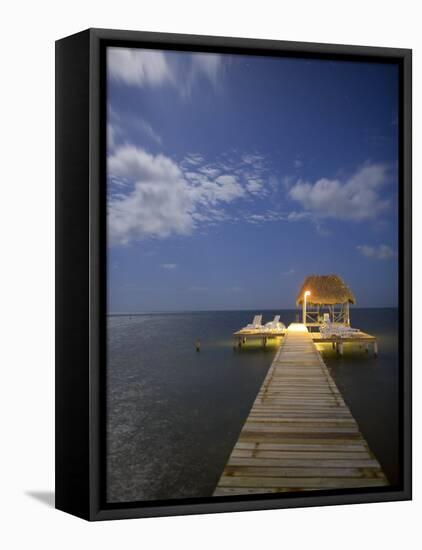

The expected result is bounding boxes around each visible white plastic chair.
[243,315,263,330]
[265,315,286,332]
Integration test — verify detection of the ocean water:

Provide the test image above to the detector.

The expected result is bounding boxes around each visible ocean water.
[107,308,399,503]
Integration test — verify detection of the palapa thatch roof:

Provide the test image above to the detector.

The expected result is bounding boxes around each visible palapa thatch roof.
[296,274,356,305]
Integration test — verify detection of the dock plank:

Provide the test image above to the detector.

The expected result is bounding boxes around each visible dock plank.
[214,324,388,496]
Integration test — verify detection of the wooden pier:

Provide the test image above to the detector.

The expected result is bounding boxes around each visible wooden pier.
[214,323,388,496]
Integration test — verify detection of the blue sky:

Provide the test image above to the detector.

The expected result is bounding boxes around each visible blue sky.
[107,47,398,312]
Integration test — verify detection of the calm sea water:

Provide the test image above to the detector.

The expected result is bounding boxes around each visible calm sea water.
[107,308,399,503]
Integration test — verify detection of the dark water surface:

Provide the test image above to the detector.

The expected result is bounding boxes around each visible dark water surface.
[107,308,399,503]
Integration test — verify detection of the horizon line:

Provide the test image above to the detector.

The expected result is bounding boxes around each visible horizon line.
[107,305,399,316]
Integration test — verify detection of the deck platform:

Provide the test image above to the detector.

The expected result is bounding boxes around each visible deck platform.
[214,323,388,496]
[312,330,378,356]
[234,327,377,355]
[233,329,285,348]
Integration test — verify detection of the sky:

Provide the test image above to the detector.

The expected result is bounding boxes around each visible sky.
[106,47,399,312]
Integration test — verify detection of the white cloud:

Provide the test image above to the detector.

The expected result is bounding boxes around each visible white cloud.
[108,145,256,246]
[183,153,204,166]
[107,111,163,151]
[245,210,301,224]
[213,175,245,202]
[184,173,244,205]
[108,145,181,183]
[108,48,172,87]
[198,166,221,178]
[248,214,266,223]
[246,178,263,194]
[191,53,222,86]
[242,153,265,165]
[289,164,390,221]
[107,48,224,96]
[108,147,194,245]
[281,269,295,276]
[138,119,162,145]
[287,211,311,222]
[356,244,395,260]
[161,263,177,270]
[109,178,194,245]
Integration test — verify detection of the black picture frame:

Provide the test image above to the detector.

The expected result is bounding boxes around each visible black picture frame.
[55,28,412,521]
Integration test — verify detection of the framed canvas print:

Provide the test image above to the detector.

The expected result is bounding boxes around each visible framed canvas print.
[55,28,412,521]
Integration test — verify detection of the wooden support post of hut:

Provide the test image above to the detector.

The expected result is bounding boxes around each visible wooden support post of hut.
[296,274,356,329]
[344,301,350,326]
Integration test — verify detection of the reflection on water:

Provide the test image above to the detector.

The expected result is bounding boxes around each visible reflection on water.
[107,308,399,503]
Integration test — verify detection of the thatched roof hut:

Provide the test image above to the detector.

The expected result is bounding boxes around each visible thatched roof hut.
[296,274,356,306]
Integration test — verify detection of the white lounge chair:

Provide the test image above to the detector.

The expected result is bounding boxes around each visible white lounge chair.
[320,319,360,338]
[267,315,280,325]
[320,322,335,337]
[337,325,360,338]
[243,315,263,330]
[265,315,286,332]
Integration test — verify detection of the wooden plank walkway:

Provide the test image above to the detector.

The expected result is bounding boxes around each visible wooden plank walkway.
[214,323,388,496]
